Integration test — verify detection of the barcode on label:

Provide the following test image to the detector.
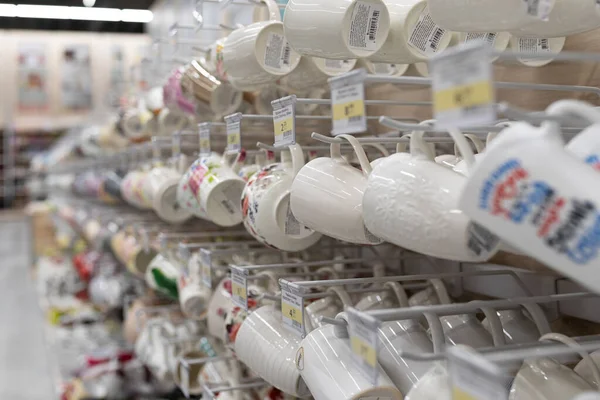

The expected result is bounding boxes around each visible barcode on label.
[282,130,293,139]
[465,32,497,47]
[283,43,291,65]
[430,28,444,51]
[526,0,540,15]
[368,10,380,41]
[285,203,301,236]
[349,115,362,123]
[467,222,500,257]
[540,38,549,50]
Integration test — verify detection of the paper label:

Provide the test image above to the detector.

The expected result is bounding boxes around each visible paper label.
[464,33,498,48]
[525,0,553,20]
[231,266,249,310]
[430,41,496,129]
[181,362,190,398]
[281,281,305,337]
[518,38,552,62]
[264,33,293,73]
[466,222,501,259]
[348,1,384,51]
[330,70,367,135]
[200,248,212,288]
[347,307,380,385]
[284,201,311,237]
[225,114,242,152]
[199,123,211,157]
[408,6,447,55]
[448,346,508,400]
[273,101,296,147]
[324,59,347,71]
[372,63,396,75]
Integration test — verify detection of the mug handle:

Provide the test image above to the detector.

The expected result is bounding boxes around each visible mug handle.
[256,150,268,168]
[252,0,282,23]
[327,286,353,308]
[486,122,513,147]
[546,99,600,124]
[331,134,372,177]
[221,149,246,174]
[383,282,409,307]
[479,306,506,346]
[539,332,600,390]
[521,303,552,336]
[396,134,410,153]
[363,143,390,158]
[315,267,340,280]
[429,278,452,304]
[288,144,305,177]
[453,134,485,157]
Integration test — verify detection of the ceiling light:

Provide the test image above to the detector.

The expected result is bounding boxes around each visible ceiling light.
[0,4,153,23]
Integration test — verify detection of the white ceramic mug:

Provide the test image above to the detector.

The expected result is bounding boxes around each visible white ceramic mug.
[458,119,600,291]
[181,152,246,227]
[427,0,556,32]
[223,21,301,90]
[298,313,403,400]
[359,59,409,76]
[242,145,322,251]
[206,277,234,343]
[283,0,391,59]
[510,333,597,400]
[235,304,311,397]
[178,256,211,321]
[290,134,383,245]
[280,57,357,91]
[363,127,495,262]
[459,32,511,62]
[143,165,192,224]
[367,0,453,63]
[508,0,600,38]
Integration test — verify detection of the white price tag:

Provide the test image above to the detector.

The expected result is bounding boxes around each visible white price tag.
[430,41,496,129]
[230,265,249,310]
[280,279,305,337]
[272,95,296,147]
[448,346,509,400]
[225,113,242,152]
[199,122,211,157]
[330,69,367,135]
[178,243,191,263]
[181,361,190,398]
[346,307,380,385]
[525,0,553,20]
[200,248,212,288]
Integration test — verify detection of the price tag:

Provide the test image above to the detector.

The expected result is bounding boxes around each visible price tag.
[525,0,553,20]
[199,122,211,157]
[346,307,380,384]
[180,360,190,398]
[200,248,212,288]
[272,95,296,147]
[430,41,496,129]
[230,265,248,310]
[447,346,509,400]
[172,131,181,157]
[225,113,242,152]
[280,279,305,337]
[158,234,168,254]
[329,69,367,135]
[178,243,191,264]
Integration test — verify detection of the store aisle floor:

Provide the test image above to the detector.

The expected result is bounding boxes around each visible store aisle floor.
[0,216,55,400]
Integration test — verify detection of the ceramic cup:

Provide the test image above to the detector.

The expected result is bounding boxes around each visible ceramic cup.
[298,313,402,400]
[252,0,283,22]
[427,0,557,32]
[359,59,409,76]
[178,152,246,227]
[363,127,494,262]
[283,0,391,59]
[146,254,180,299]
[482,303,551,345]
[435,134,485,169]
[458,119,600,288]
[290,134,383,245]
[242,145,322,251]
[508,0,600,38]
[143,165,192,224]
[280,57,357,91]
[222,21,301,90]
[207,277,234,342]
[177,269,211,320]
[510,333,597,400]
[367,0,453,63]
[235,304,311,397]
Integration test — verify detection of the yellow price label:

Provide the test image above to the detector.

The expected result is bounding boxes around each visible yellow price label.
[452,387,478,400]
[202,263,211,279]
[350,336,377,368]
[332,99,365,122]
[274,117,293,138]
[434,80,493,113]
[199,138,210,150]
[232,281,247,301]
[281,302,302,325]
[228,132,240,146]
